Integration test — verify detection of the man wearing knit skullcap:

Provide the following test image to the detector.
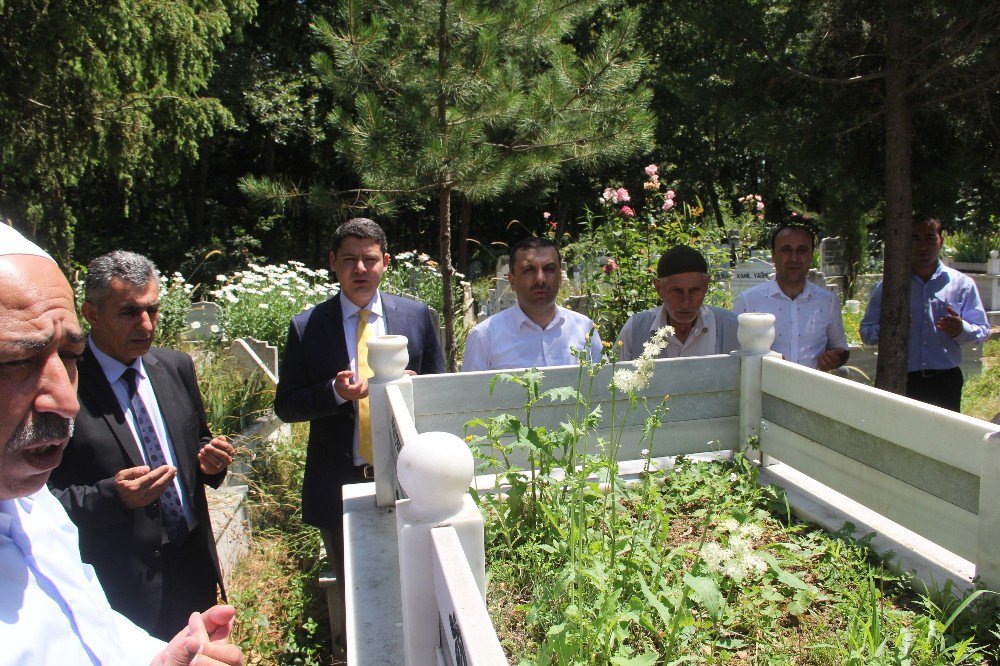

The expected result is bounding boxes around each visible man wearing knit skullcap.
[616,245,740,361]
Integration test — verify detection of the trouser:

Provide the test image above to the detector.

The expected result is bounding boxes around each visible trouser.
[151,526,221,641]
[906,366,963,412]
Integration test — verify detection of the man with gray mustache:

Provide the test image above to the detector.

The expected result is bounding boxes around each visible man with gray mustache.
[0,224,242,665]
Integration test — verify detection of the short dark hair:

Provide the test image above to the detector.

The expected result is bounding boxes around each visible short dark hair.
[332,218,388,255]
[509,236,561,268]
[912,213,943,235]
[770,223,817,252]
[85,251,159,308]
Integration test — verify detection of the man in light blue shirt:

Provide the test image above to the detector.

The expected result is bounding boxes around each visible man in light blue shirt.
[860,215,990,411]
[0,224,241,665]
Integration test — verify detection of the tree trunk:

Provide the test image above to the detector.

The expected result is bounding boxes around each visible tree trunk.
[439,184,456,371]
[456,194,471,277]
[437,0,457,371]
[876,4,912,395]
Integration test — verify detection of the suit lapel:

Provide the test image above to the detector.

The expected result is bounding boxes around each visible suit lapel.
[144,351,198,494]
[383,293,411,336]
[322,294,350,367]
[78,346,145,468]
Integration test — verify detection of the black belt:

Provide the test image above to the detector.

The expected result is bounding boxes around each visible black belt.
[908,368,956,378]
[352,464,375,480]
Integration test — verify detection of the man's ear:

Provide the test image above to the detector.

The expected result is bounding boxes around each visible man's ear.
[81,301,98,327]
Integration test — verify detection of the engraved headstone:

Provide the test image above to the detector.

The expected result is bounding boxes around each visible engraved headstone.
[820,236,846,277]
[729,257,774,296]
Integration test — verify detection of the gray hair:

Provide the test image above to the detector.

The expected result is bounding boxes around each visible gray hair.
[84,251,160,307]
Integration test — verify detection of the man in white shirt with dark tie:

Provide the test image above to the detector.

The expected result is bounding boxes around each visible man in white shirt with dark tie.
[462,237,603,371]
[733,223,849,371]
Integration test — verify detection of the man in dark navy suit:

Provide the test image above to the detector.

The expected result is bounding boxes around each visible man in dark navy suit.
[274,218,444,636]
[50,251,235,641]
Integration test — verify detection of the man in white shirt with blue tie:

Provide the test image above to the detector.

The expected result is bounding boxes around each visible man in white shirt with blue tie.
[0,224,241,664]
[462,237,603,371]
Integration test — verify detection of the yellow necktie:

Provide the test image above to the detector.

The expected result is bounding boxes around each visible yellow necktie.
[357,308,375,465]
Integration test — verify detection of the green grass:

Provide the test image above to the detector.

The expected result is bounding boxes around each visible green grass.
[482,456,1000,664]
[226,423,333,665]
[963,338,999,422]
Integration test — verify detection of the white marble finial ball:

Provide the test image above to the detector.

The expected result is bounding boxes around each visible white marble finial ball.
[397,431,474,519]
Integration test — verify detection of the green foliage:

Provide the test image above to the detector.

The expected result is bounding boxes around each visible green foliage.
[562,166,754,339]
[947,231,1000,264]
[194,349,275,436]
[210,261,332,354]
[0,0,256,263]
[471,352,998,663]
[227,424,331,665]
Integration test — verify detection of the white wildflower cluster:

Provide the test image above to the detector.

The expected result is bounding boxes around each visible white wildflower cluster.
[611,325,674,394]
[160,272,195,295]
[700,517,767,583]
[210,261,333,347]
[210,261,331,305]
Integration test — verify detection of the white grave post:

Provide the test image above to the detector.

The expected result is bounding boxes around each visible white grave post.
[977,430,1000,590]
[988,250,999,276]
[729,257,775,297]
[737,313,777,458]
[367,335,411,507]
[396,432,484,665]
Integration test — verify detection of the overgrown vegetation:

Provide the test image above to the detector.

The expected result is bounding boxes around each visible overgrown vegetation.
[227,423,332,665]
[964,338,1000,422]
[468,350,1000,664]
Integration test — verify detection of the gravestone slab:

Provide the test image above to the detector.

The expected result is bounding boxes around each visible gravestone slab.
[184,301,222,340]
[730,257,774,296]
[820,236,845,277]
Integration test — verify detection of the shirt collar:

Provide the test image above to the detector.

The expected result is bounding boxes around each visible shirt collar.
[341,290,384,321]
[513,302,563,331]
[88,337,145,385]
[654,305,712,337]
[767,279,816,301]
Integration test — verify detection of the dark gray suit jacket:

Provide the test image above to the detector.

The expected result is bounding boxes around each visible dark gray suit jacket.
[274,292,444,528]
[49,344,225,634]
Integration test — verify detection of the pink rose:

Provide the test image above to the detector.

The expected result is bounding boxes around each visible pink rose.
[603,259,619,274]
[756,201,764,210]
[665,190,675,199]
[662,198,675,212]
[616,188,630,202]
[620,205,635,218]
[645,164,658,177]
[543,211,551,220]
[602,187,617,203]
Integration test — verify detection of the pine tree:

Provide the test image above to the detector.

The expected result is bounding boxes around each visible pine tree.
[312,0,654,369]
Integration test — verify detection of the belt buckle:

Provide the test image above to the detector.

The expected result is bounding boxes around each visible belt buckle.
[361,464,375,480]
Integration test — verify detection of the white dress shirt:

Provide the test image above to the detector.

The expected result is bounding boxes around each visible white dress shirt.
[461,303,602,371]
[89,339,196,529]
[0,487,165,664]
[335,291,386,465]
[733,279,848,369]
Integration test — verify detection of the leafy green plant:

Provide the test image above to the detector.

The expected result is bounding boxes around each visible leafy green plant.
[562,165,751,340]
[210,262,332,354]
[470,341,997,663]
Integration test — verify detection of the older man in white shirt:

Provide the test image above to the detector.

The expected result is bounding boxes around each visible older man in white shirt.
[617,245,739,360]
[0,224,241,666]
[733,224,849,371]
[462,237,602,371]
